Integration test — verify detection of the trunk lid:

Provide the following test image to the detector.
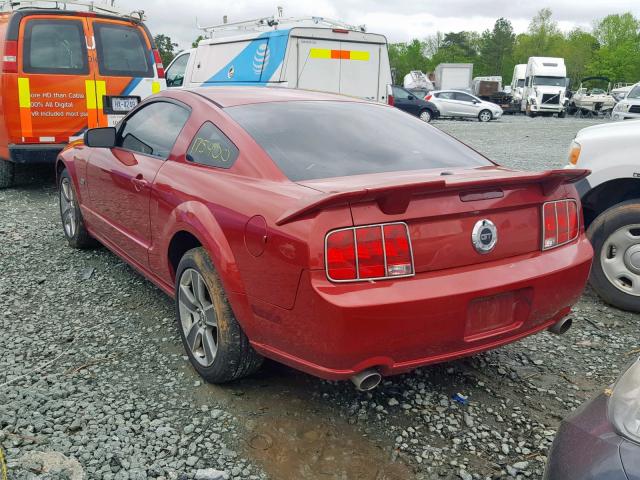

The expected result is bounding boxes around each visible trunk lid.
[292,166,588,273]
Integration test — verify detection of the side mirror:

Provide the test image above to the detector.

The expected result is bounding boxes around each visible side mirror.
[473,100,480,104]
[407,95,415,101]
[84,127,116,148]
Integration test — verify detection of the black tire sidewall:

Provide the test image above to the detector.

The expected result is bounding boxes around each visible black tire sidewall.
[587,200,640,312]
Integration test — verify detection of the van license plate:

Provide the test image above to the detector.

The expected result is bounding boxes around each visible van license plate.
[110,97,139,112]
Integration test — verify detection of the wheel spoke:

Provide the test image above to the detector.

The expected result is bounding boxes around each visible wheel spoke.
[203,304,217,327]
[606,227,636,251]
[602,256,630,280]
[202,329,217,365]
[194,272,209,306]
[179,283,199,313]
[61,180,72,202]
[185,321,201,353]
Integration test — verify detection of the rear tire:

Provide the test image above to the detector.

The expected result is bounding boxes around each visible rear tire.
[419,109,432,123]
[0,160,15,189]
[478,110,492,122]
[587,201,640,312]
[59,168,95,249]
[176,247,263,383]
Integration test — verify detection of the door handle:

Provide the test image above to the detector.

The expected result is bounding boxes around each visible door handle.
[131,174,149,192]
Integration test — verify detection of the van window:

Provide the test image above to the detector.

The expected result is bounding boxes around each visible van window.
[166,53,189,87]
[227,101,492,181]
[118,101,189,159]
[93,22,153,77]
[23,20,88,74]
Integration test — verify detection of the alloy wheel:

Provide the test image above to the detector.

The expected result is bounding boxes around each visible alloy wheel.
[60,177,77,238]
[178,268,219,366]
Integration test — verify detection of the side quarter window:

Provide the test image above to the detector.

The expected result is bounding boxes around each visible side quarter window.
[186,122,239,169]
[118,101,190,159]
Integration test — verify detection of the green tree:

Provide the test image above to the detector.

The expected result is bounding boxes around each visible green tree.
[478,18,516,79]
[588,13,640,82]
[192,35,205,48]
[153,34,178,66]
[388,39,430,83]
[593,13,640,48]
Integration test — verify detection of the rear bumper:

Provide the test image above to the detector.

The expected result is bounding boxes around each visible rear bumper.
[544,393,637,480]
[249,236,593,380]
[8,144,66,164]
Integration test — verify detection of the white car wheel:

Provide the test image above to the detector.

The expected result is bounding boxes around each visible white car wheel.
[478,110,492,122]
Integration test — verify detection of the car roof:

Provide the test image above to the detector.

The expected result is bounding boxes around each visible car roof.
[185,86,367,108]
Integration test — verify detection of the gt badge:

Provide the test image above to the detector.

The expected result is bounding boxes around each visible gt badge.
[472,219,497,254]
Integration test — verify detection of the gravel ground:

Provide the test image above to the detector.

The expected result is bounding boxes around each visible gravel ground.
[1,115,639,480]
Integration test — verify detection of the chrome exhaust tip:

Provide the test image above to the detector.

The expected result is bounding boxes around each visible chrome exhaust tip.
[350,369,382,391]
[548,317,573,335]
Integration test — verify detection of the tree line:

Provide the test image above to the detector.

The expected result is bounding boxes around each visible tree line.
[389,8,640,88]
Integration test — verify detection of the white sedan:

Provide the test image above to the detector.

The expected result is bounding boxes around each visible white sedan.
[427,90,503,122]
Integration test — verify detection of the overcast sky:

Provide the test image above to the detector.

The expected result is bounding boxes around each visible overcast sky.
[119,0,640,49]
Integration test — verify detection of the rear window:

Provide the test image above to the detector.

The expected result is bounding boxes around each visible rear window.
[94,22,152,77]
[227,101,492,181]
[23,19,88,74]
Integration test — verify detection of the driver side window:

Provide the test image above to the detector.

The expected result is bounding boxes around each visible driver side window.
[392,87,410,100]
[166,53,189,88]
[118,101,190,159]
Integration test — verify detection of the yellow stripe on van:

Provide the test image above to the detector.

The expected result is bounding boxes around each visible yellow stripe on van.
[18,78,31,108]
[96,81,106,109]
[85,80,96,109]
[309,48,332,59]
[349,50,370,61]
[151,81,161,94]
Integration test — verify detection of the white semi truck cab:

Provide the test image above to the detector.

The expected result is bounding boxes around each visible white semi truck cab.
[510,64,526,104]
[521,57,568,117]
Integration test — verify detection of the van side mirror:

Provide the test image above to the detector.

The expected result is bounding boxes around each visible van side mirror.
[84,127,116,148]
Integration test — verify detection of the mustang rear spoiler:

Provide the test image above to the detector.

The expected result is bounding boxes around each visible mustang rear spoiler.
[276,169,590,226]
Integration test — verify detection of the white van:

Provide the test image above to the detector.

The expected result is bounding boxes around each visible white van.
[521,57,568,117]
[165,16,392,102]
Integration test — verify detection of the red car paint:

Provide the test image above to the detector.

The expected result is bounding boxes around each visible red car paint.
[57,87,593,381]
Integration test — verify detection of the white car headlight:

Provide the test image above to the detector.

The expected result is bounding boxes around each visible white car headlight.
[608,357,640,443]
[615,103,630,112]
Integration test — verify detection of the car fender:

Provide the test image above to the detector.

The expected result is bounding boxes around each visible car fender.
[55,149,85,203]
[155,200,246,297]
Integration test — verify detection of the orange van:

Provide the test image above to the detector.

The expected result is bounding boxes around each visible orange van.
[0,2,166,187]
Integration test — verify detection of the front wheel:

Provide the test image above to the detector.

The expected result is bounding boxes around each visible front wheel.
[587,201,640,312]
[176,247,263,383]
[478,110,492,122]
[59,168,95,249]
[419,109,432,123]
[0,160,15,189]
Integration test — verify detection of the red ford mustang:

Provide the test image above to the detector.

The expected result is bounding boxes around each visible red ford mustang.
[56,87,593,390]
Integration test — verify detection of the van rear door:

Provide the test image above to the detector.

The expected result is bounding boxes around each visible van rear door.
[86,18,164,127]
[18,14,93,143]
[288,29,390,102]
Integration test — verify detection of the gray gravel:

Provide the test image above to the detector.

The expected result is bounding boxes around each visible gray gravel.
[1,115,639,480]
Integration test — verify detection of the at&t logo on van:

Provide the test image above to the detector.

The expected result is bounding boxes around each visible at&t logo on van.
[253,43,270,75]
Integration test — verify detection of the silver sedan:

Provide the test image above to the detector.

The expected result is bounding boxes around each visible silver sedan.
[428,90,503,122]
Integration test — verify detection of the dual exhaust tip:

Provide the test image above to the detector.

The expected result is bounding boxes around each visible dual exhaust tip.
[350,317,572,391]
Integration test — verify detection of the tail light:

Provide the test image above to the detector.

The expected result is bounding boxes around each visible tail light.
[425,94,433,101]
[542,199,579,250]
[152,49,165,78]
[386,85,394,106]
[2,40,17,73]
[326,222,414,282]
